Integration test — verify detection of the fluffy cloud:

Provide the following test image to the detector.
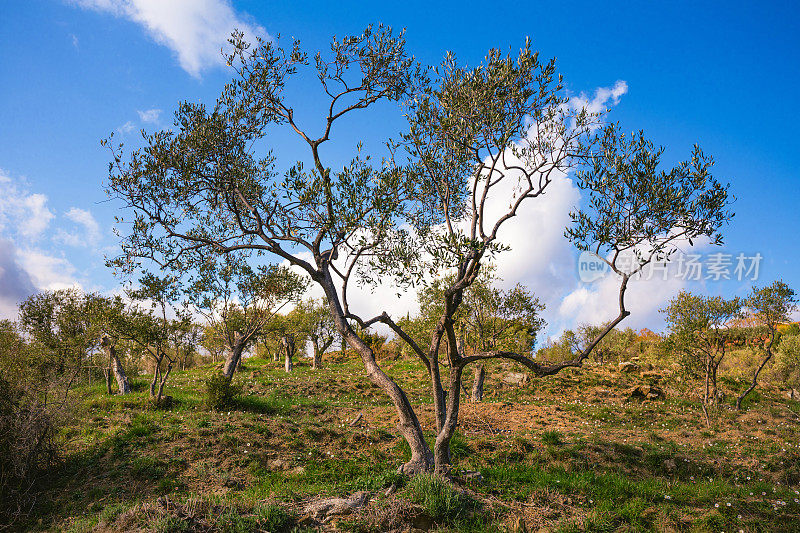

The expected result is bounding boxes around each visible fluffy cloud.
[552,238,712,337]
[570,80,628,115]
[137,108,161,123]
[73,0,269,77]
[0,240,37,319]
[0,169,55,239]
[54,207,102,247]
[16,248,81,292]
[0,170,89,315]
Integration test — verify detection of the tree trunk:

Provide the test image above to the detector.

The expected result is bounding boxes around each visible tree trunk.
[312,337,322,369]
[737,353,772,410]
[737,331,776,411]
[434,364,464,476]
[101,336,130,394]
[282,335,295,372]
[104,368,112,395]
[156,363,173,406]
[471,364,485,402]
[149,359,160,399]
[222,333,246,381]
[321,278,433,474]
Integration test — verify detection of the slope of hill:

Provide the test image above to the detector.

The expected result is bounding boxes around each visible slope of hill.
[24,355,800,532]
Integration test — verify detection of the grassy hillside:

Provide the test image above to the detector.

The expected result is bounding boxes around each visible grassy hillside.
[24,354,800,532]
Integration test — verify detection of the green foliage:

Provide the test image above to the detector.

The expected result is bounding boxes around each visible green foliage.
[205,374,242,410]
[405,474,474,522]
[0,374,64,525]
[567,124,732,263]
[775,334,800,387]
[408,268,546,358]
[662,290,742,394]
[18,289,98,382]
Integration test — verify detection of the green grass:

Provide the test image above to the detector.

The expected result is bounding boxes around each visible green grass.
[15,355,800,532]
[405,474,475,522]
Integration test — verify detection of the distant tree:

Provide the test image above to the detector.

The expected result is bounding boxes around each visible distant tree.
[295,298,337,369]
[775,334,800,397]
[187,255,306,381]
[736,281,797,410]
[123,274,188,406]
[86,294,134,395]
[662,290,741,422]
[105,27,733,476]
[168,316,201,371]
[18,289,97,390]
[409,270,545,402]
[200,325,227,363]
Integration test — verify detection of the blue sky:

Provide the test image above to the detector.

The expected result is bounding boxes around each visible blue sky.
[0,0,798,334]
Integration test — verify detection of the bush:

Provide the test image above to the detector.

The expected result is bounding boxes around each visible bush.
[775,334,800,387]
[406,474,474,522]
[0,376,64,525]
[205,374,242,409]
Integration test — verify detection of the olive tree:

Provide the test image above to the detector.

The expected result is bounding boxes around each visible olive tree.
[186,254,305,381]
[105,27,732,475]
[18,289,98,391]
[87,294,135,395]
[736,281,797,410]
[294,298,337,369]
[120,274,188,405]
[662,290,741,422]
[406,270,545,402]
[369,54,732,473]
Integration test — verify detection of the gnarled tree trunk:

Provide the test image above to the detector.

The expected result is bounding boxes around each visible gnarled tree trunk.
[282,335,295,372]
[101,336,130,395]
[471,364,485,402]
[737,347,773,410]
[321,278,433,474]
[222,332,245,381]
[311,337,322,369]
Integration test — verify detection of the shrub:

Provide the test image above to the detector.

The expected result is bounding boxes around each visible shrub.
[205,374,242,410]
[775,334,800,387]
[0,376,65,525]
[406,474,474,522]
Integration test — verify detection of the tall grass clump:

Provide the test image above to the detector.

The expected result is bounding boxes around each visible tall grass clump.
[406,474,474,522]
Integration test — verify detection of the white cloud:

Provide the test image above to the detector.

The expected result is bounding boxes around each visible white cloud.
[70,33,80,49]
[16,248,81,292]
[137,108,161,123]
[0,169,54,240]
[554,238,712,336]
[54,207,102,247]
[73,0,269,77]
[570,80,628,115]
[117,120,135,134]
[0,171,89,313]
